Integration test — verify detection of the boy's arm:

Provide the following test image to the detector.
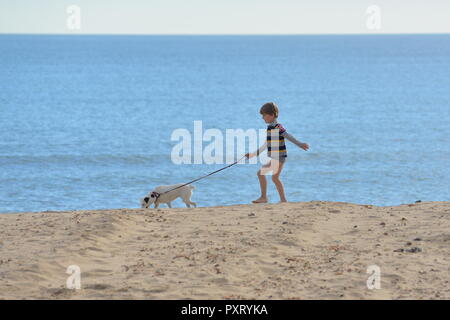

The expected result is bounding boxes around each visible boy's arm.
[281,131,308,150]
[246,141,267,158]
[255,141,267,156]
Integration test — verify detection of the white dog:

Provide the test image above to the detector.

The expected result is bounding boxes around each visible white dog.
[140,183,196,209]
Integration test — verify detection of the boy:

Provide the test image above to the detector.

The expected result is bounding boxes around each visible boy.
[245,102,309,203]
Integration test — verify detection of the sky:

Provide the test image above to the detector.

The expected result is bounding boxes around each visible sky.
[1,0,449,34]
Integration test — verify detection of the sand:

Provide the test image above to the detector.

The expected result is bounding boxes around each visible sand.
[0,201,449,300]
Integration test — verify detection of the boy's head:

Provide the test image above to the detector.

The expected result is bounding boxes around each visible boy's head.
[260,102,279,123]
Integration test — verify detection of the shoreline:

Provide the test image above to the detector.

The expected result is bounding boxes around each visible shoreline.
[0,199,431,215]
[1,201,449,299]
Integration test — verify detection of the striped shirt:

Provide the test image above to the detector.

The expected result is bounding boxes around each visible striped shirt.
[267,122,287,159]
[256,120,304,160]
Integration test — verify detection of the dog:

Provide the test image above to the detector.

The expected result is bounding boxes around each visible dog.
[140,183,196,209]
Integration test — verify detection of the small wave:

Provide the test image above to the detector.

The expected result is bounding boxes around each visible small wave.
[0,154,170,166]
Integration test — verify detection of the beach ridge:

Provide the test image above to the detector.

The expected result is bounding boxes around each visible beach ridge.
[1,201,449,299]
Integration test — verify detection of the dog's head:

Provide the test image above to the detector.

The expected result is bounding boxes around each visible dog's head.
[140,192,159,208]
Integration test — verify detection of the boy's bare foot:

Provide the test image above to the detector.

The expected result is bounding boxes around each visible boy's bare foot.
[278,200,288,203]
[252,197,268,203]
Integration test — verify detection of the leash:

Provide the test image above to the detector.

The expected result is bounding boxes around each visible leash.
[152,155,247,203]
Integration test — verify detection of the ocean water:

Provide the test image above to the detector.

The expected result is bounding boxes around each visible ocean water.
[0,34,449,213]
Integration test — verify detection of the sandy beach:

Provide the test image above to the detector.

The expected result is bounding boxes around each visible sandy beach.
[0,201,449,300]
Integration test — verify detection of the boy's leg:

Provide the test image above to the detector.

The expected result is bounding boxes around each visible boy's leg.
[252,160,272,203]
[271,159,287,202]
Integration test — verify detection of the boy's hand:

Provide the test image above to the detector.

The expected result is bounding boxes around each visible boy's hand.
[245,152,254,159]
[301,143,309,151]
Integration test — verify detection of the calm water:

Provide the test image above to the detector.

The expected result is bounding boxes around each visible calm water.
[1,34,449,213]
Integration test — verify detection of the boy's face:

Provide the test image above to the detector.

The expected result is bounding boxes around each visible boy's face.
[262,113,275,123]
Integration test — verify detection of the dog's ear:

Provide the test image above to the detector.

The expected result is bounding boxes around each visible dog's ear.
[144,197,149,203]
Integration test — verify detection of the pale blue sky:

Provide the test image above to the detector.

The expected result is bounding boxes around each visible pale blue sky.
[1,0,449,34]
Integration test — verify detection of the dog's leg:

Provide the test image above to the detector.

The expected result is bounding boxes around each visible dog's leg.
[154,202,159,209]
[167,202,172,208]
[184,202,191,208]
[189,201,197,208]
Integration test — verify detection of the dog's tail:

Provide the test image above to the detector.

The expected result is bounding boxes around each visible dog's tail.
[189,185,195,190]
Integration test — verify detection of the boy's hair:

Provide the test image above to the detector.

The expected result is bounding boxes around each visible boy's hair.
[260,102,279,118]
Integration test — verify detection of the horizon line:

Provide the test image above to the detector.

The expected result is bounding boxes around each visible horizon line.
[1,32,450,37]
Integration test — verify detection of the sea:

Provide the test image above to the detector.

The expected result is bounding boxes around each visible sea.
[1,34,449,213]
